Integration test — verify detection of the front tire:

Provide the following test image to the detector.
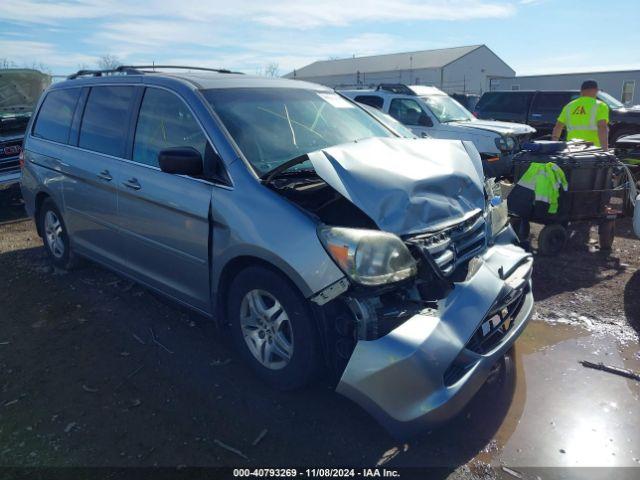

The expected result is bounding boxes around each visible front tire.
[227,266,321,390]
[38,198,77,270]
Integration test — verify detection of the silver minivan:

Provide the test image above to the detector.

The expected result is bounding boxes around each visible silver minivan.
[21,66,534,437]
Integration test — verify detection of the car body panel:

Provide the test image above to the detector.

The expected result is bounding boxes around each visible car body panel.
[307,137,485,236]
[0,69,51,188]
[476,90,640,140]
[337,227,534,437]
[21,71,534,437]
[340,87,535,157]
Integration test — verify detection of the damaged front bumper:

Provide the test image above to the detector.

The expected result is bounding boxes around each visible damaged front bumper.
[336,228,533,438]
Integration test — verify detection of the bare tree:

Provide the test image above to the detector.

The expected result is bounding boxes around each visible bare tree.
[0,58,17,69]
[97,54,121,70]
[264,62,280,78]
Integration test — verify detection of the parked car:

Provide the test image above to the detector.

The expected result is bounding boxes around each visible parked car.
[340,84,535,178]
[0,69,51,196]
[450,93,480,112]
[475,90,640,142]
[21,66,534,437]
[358,102,419,138]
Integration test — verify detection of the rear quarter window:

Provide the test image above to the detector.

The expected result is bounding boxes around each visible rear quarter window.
[32,88,81,144]
[354,95,384,110]
[477,92,531,114]
[79,86,135,157]
[531,93,575,113]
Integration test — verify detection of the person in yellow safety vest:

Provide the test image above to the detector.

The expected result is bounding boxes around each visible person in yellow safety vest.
[551,79,609,149]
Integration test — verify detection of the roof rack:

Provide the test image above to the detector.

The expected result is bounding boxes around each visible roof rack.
[67,65,242,80]
[376,84,416,95]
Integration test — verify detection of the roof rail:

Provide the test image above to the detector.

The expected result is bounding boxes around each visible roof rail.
[376,84,416,95]
[67,66,142,80]
[67,65,243,80]
[119,65,244,74]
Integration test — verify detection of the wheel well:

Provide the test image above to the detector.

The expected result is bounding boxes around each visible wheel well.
[215,256,305,324]
[34,191,51,237]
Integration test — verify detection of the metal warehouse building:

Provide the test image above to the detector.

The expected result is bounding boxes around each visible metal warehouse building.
[490,70,640,105]
[284,45,515,95]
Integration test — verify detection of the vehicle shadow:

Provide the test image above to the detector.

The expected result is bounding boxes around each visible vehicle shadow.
[0,188,27,224]
[0,243,519,473]
[530,242,627,302]
[623,269,640,337]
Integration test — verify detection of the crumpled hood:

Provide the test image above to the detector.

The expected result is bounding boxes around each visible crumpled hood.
[448,118,536,136]
[307,137,485,236]
[0,69,51,115]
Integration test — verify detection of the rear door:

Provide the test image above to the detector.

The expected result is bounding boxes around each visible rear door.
[63,85,136,267]
[387,97,434,137]
[475,92,532,124]
[529,92,576,138]
[116,87,213,312]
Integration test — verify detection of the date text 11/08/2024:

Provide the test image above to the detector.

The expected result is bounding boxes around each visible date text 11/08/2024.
[233,468,401,478]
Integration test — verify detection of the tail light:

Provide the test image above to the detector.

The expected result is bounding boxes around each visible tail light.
[19,150,25,168]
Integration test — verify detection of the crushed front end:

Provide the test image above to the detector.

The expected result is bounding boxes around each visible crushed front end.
[331,221,533,437]
[269,137,534,437]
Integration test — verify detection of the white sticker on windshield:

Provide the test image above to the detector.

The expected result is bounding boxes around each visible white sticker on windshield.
[317,92,355,109]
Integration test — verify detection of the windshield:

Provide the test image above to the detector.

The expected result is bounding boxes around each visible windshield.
[202,88,393,175]
[420,95,474,122]
[597,91,624,109]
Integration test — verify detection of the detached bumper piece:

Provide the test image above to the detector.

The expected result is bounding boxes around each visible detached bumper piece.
[336,233,533,438]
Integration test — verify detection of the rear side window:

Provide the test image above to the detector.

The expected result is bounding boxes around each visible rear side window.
[133,88,208,168]
[389,98,424,125]
[476,92,531,114]
[531,93,574,113]
[32,89,81,143]
[354,95,384,110]
[79,86,135,157]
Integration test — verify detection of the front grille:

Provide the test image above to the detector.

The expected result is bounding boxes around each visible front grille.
[0,140,21,175]
[408,212,487,276]
[466,286,527,355]
[0,159,20,174]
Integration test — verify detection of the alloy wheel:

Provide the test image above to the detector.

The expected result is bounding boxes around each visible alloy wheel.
[240,289,294,370]
[44,210,65,259]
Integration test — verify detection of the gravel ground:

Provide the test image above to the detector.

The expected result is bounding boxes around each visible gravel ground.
[1,198,639,479]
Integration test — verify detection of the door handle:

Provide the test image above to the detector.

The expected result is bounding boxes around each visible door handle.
[531,113,542,118]
[123,178,141,190]
[97,169,113,181]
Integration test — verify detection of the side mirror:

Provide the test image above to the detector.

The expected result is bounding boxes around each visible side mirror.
[158,147,203,176]
[418,114,433,127]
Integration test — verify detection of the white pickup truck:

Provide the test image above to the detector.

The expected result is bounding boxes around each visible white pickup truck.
[340,84,536,177]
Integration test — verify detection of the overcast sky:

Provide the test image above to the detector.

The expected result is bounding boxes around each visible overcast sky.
[1,0,638,77]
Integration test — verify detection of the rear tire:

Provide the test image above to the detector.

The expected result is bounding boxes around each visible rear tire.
[598,219,615,251]
[537,224,567,256]
[38,198,78,270]
[227,266,321,390]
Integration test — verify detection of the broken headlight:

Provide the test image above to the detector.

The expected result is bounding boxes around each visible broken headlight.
[318,226,417,286]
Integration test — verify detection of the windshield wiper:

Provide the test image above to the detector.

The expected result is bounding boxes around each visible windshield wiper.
[261,153,312,183]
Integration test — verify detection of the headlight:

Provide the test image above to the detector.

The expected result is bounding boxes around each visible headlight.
[318,226,417,286]
[489,195,509,236]
[495,136,516,152]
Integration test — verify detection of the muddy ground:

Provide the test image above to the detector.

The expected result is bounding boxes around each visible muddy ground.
[0,196,639,480]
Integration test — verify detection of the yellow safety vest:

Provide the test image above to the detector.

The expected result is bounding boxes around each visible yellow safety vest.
[558,97,609,147]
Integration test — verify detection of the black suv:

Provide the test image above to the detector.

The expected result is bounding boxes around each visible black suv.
[475,90,640,142]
